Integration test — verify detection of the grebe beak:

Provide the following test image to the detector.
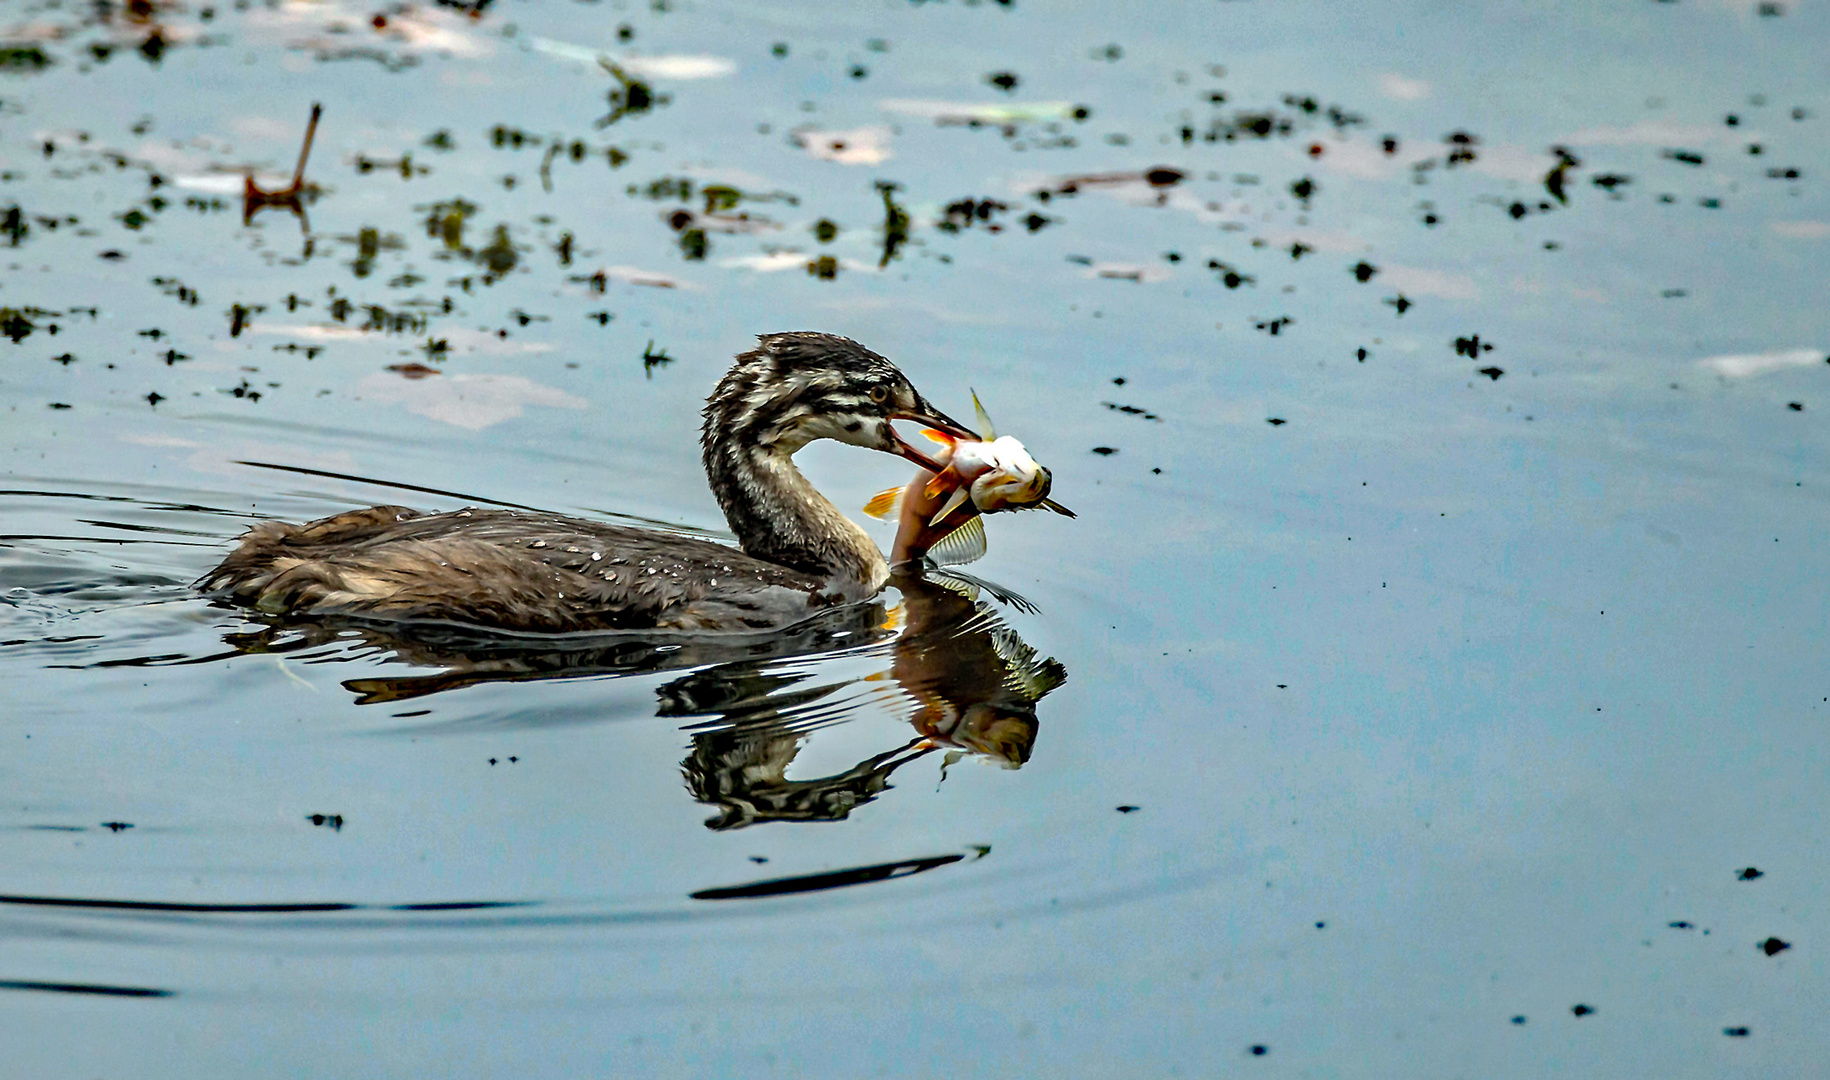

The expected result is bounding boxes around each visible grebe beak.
[889,397,975,472]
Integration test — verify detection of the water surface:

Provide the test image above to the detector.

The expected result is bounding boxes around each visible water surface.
[2,0,1827,1074]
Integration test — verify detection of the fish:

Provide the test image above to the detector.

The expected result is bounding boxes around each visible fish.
[866,390,1073,567]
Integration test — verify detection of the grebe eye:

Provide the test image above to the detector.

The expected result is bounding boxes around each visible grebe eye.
[868,384,890,405]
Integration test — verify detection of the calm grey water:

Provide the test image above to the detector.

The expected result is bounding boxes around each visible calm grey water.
[2,0,1826,1074]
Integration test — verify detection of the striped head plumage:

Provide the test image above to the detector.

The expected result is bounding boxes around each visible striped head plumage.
[701,332,971,466]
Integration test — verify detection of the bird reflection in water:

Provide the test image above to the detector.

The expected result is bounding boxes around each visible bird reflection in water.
[215,569,1066,825]
[675,570,1065,829]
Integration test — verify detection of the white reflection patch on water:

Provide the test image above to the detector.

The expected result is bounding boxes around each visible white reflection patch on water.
[1300,136,1429,181]
[1082,262,1173,284]
[576,265,691,290]
[619,54,738,80]
[723,252,877,275]
[1376,73,1433,102]
[721,251,811,272]
[527,37,738,80]
[1467,143,1558,184]
[171,173,262,195]
[352,373,588,430]
[879,99,1079,124]
[1700,347,1828,377]
[793,126,892,166]
[250,0,493,59]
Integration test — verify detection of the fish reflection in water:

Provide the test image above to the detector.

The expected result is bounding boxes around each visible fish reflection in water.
[214,571,1066,826]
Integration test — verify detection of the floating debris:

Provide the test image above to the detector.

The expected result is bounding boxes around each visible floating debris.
[243,103,323,228]
[642,339,672,378]
[876,180,910,267]
[596,59,667,128]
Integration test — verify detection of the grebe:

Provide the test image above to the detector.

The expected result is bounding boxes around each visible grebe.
[197,333,977,633]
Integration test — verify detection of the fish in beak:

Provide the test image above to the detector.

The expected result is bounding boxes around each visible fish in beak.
[866,394,1073,567]
[889,396,976,472]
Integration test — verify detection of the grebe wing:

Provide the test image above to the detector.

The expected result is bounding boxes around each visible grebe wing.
[199,506,833,633]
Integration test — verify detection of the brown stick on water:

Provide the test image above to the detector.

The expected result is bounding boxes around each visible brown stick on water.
[244,103,323,228]
[289,103,322,194]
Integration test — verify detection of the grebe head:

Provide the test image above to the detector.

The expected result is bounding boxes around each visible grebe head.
[702,332,973,470]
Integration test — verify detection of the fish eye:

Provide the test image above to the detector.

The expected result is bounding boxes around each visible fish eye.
[868,384,891,404]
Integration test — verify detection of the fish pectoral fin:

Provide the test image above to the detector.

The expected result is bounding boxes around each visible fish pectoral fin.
[863,486,904,519]
[928,486,972,527]
[926,513,988,567]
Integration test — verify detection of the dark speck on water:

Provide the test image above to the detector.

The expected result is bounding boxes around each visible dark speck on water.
[1739,867,1765,880]
[1455,335,1494,357]
[1572,1004,1595,1017]
[1760,937,1790,956]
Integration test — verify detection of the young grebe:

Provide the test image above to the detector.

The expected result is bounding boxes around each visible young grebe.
[197,333,976,633]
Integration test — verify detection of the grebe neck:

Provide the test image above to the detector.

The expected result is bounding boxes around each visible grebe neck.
[702,440,889,599]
